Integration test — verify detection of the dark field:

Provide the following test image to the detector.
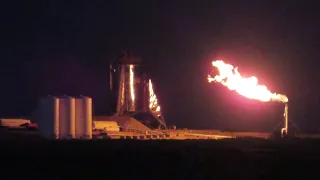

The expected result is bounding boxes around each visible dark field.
[2,137,320,180]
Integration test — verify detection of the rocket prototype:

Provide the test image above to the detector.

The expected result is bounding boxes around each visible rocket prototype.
[109,52,166,129]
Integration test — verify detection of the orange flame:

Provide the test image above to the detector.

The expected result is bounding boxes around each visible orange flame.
[208,60,288,103]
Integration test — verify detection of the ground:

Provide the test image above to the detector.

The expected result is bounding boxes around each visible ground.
[1,137,320,179]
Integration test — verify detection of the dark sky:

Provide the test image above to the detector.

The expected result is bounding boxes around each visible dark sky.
[1,1,320,132]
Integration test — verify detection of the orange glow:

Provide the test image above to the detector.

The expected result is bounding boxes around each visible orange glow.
[129,65,135,102]
[149,79,161,116]
[208,60,288,103]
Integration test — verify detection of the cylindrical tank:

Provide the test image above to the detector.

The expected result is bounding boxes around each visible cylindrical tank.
[75,98,83,139]
[114,64,147,114]
[59,97,76,139]
[110,52,166,129]
[37,96,60,139]
[75,97,92,139]
[83,97,92,139]
[111,52,145,115]
[53,97,60,139]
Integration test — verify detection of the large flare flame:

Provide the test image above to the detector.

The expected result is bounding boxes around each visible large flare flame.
[208,60,288,103]
[149,79,161,116]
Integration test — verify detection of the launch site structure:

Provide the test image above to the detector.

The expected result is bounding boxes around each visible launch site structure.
[109,51,167,129]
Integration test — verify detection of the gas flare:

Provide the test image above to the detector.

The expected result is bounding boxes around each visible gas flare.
[208,60,288,103]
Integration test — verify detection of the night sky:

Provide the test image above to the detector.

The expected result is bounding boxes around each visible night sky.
[1,1,320,132]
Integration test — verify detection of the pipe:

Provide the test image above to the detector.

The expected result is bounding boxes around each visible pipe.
[281,103,288,137]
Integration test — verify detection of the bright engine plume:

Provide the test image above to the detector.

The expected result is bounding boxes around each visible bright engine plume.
[208,60,288,103]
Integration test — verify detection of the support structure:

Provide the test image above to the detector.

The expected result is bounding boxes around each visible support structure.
[281,103,288,137]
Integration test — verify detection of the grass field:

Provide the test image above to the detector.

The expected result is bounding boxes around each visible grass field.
[2,137,320,179]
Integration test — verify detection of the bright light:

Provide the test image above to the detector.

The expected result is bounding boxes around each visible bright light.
[208,60,288,103]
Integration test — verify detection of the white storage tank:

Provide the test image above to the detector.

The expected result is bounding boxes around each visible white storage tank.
[75,97,92,139]
[37,96,94,140]
[37,96,60,139]
[75,98,84,138]
[59,97,76,139]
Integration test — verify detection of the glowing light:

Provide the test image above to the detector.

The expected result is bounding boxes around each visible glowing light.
[208,60,288,103]
[129,65,135,102]
[149,79,161,116]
